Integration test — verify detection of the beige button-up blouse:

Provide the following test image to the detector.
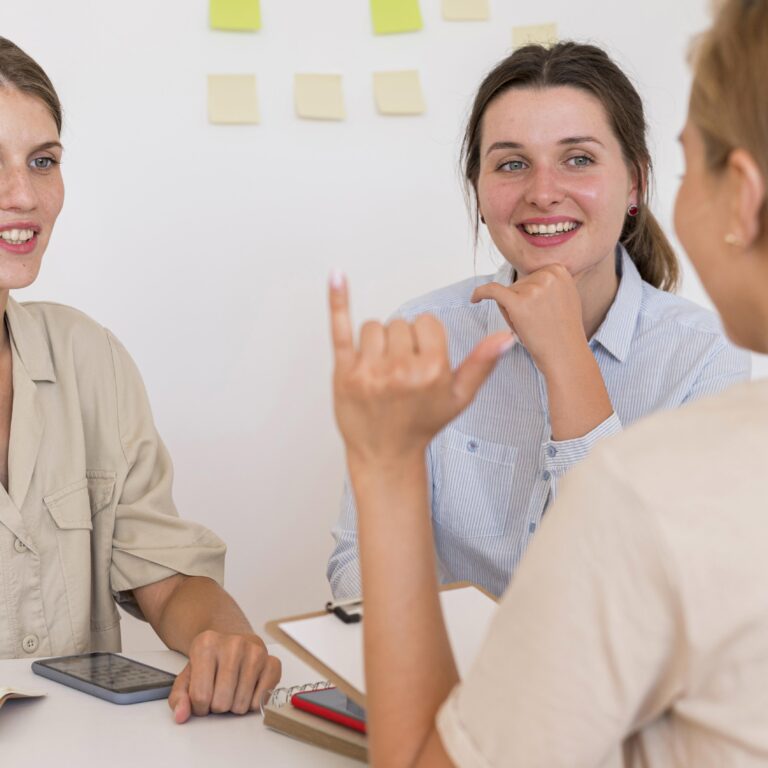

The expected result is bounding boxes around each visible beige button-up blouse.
[0,298,225,659]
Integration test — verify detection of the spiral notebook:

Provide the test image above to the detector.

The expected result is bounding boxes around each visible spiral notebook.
[262,681,367,762]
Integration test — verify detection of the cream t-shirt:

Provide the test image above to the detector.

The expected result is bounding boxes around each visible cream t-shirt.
[437,378,768,767]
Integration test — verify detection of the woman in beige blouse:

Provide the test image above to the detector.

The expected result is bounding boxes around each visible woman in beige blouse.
[329,0,768,764]
[0,38,279,722]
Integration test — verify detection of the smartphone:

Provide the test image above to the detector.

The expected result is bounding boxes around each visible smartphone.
[32,652,176,705]
[291,687,367,733]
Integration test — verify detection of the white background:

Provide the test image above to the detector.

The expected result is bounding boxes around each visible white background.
[4,0,767,649]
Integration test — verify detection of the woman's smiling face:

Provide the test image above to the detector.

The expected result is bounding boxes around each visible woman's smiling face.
[0,86,64,290]
[476,86,637,280]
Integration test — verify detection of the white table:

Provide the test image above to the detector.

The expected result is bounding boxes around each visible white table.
[0,645,363,766]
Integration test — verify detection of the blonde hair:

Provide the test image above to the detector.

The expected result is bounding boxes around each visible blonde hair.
[689,0,768,226]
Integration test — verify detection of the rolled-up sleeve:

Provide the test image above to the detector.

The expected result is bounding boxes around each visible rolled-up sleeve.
[105,331,225,616]
[543,412,623,500]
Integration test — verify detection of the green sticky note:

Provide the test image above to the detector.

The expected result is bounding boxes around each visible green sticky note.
[210,0,261,31]
[370,0,422,34]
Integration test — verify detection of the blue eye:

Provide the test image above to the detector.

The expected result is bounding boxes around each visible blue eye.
[30,157,57,170]
[568,155,593,167]
[499,160,527,172]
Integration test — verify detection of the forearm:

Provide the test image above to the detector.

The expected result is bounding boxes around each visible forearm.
[144,576,254,656]
[543,345,613,441]
[350,451,458,768]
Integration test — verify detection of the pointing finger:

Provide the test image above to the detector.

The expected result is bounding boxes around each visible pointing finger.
[329,271,355,369]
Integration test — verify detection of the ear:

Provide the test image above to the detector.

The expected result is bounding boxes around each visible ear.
[628,162,644,206]
[726,148,766,247]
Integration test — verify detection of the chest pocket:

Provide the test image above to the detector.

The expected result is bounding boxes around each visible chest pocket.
[43,479,94,652]
[433,427,518,538]
[44,479,93,530]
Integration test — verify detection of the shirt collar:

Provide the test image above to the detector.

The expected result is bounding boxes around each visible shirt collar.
[486,261,516,335]
[5,297,56,382]
[591,245,643,363]
[485,245,643,363]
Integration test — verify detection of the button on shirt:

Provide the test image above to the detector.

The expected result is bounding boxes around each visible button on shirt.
[328,248,751,598]
[0,298,226,659]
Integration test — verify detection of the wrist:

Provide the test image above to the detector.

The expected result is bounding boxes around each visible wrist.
[346,445,427,481]
[537,336,592,380]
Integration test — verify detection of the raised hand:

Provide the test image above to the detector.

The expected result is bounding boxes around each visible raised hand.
[329,272,514,468]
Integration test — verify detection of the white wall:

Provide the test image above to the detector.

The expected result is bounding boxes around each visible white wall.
[5,0,767,649]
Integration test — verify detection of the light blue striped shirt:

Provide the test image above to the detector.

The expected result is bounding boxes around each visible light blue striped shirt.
[327,248,751,598]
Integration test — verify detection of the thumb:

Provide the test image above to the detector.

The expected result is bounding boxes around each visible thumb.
[453,332,515,407]
[168,664,192,724]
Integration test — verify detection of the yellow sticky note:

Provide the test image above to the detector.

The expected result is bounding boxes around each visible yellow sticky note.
[208,75,260,124]
[373,71,425,116]
[295,74,345,121]
[210,0,261,31]
[512,23,558,48]
[442,0,489,21]
[370,0,423,34]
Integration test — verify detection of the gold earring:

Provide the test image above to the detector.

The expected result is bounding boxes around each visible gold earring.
[724,233,744,247]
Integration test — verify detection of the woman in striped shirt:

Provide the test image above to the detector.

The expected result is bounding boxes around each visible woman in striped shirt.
[328,42,749,599]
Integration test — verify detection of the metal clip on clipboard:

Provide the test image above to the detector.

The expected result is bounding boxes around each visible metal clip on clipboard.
[325,596,363,624]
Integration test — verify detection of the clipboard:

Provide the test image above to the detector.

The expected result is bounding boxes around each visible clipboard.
[265,581,497,709]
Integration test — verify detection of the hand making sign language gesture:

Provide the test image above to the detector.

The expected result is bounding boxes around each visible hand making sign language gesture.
[329,272,514,468]
[328,272,513,766]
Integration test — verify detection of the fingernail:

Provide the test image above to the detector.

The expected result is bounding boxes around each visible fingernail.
[498,335,516,354]
[329,269,346,289]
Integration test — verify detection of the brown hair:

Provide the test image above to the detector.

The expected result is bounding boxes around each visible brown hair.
[0,37,62,134]
[462,42,679,291]
[689,0,768,230]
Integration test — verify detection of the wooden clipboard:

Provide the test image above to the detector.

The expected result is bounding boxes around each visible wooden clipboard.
[265,581,497,709]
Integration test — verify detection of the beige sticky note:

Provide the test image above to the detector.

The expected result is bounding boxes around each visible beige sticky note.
[208,74,260,124]
[373,70,425,116]
[442,0,489,21]
[512,22,558,48]
[295,74,345,121]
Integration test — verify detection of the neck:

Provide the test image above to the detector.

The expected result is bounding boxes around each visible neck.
[575,253,620,340]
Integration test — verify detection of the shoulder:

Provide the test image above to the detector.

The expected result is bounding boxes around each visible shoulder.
[13,300,129,381]
[638,283,726,339]
[396,272,498,320]
[17,300,110,347]
[575,380,768,505]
